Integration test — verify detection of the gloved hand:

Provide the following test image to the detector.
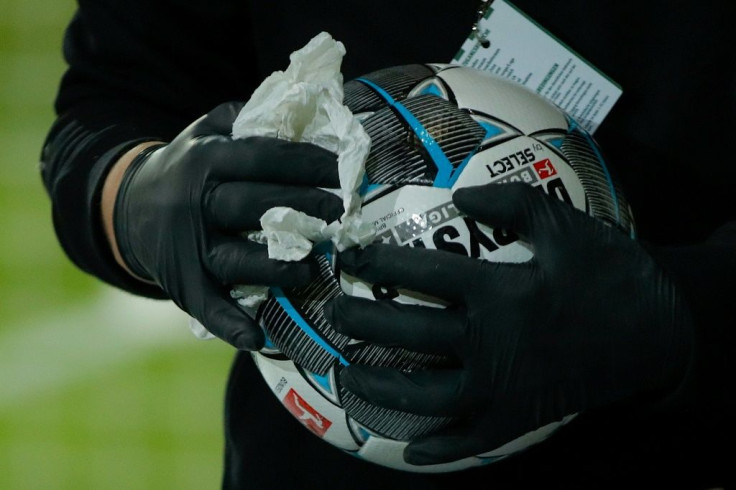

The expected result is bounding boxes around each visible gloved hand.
[114,102,343,350]
[325,182,693,465]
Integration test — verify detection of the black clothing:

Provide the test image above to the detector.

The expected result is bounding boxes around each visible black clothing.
[42,1,736,488]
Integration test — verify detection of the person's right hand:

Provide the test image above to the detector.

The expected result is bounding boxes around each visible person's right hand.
[328,182,693,465]
[111,102,343,350]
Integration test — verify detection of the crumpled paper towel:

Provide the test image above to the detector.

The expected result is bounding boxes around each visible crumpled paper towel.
[189,32,375,340]
[232,30,375,258]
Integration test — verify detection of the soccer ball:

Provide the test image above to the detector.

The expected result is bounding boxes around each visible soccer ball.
[248,63,635,473]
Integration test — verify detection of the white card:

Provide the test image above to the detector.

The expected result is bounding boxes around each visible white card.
[452,0,622,134]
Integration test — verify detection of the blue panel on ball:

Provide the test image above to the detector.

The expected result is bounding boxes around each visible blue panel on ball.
[270,287,350,366]
[306,369,334,394]
[263,333,276,350]
[419,82,444,97]
[356,77,483,189]
[477,120,505,139]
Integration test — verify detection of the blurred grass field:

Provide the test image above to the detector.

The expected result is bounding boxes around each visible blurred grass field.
[0,2,236,488]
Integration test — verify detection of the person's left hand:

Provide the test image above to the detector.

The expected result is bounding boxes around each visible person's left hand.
[324,182,693,465]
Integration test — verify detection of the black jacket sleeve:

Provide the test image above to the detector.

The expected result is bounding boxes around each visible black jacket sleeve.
[40,1,261,297]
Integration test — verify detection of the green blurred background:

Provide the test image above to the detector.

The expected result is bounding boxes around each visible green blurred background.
[1,1,236,488]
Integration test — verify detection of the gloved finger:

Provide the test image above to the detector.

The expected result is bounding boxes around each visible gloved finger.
[191,101,247,135]
[338,243,484,303]
[404,413,525,465]
[181,104,340,185]
[206,182,344,231]
[324,295,464,355]
[205,136,341,188]
[453,182,568,244]
[184,276,265,351]
[340,364,465,417]
[206,237,319,287]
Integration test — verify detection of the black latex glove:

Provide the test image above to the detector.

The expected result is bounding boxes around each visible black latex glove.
[326,182,693,465]
[114,102,343,350]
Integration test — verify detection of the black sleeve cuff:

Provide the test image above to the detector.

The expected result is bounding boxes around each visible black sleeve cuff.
[41,110,169,299]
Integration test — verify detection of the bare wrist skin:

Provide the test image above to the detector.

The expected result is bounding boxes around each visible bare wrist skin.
[101,141,164,283]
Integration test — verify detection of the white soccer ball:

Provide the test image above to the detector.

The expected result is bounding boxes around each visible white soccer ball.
[247,64,635,473]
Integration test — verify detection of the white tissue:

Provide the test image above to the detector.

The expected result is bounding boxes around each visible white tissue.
[256,207,330,261]
[185,32,375,340]
[188,317,216,340]
[231,31,375,259]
